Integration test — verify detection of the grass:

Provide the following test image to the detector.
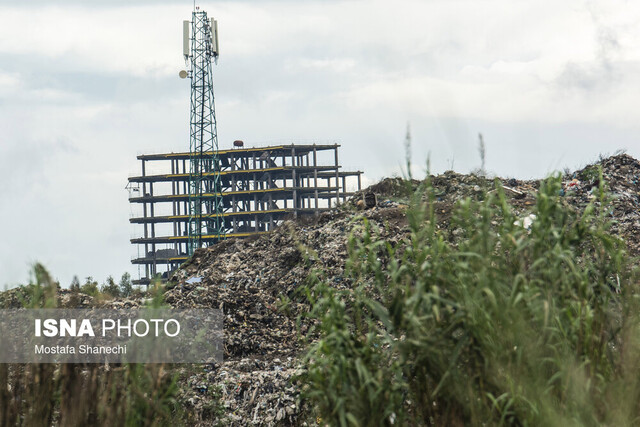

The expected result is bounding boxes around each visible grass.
[297,169,640,426]
[0,264,188,426]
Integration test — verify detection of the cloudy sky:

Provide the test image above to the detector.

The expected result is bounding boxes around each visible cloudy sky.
[1,0,639,288]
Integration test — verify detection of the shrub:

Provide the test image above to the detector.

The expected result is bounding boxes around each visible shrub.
[70,276,80,292]
[80,277,99,297]
[100,276,120,298]
[119,272,133,297]
[298,171,640,426]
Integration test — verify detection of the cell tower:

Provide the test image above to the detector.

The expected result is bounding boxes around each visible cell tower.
[182,8,224,255]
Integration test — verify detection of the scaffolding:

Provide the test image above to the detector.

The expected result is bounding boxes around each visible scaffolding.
[128,143,362,284]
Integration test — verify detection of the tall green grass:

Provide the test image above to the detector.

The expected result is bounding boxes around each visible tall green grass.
[298,171,640,426]
[0,264,185,426]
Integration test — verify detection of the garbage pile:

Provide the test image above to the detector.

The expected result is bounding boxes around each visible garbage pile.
[560,154,640,255]
[4,154,640,425]
[165,176,534,425]
[166,154,640,425]
[166,205,408,425]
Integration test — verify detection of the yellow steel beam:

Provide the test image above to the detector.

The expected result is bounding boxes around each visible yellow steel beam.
[169,187,284,198]
[166,166,285,178]
[167,209,287,220]
[165,146,285,157]
[168,231,269,241]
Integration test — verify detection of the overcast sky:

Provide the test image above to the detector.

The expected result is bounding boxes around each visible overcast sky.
[1,0,639,288]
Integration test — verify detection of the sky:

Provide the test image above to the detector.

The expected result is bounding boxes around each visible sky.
[1,0,640,288]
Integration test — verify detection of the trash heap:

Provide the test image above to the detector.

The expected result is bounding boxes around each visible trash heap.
[165,207,408,425]
[165,153,640,425]
[4,153,640,425]
[559,154,640,255]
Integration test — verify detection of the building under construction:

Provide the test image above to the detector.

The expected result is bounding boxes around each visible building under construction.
[128,143,362,284]
[127,9,362,284]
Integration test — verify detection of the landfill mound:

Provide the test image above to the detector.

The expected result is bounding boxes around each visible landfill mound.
[165,207,407,425]
[3,153,640,425]
[563,154,640,255]
[160,154,640,425]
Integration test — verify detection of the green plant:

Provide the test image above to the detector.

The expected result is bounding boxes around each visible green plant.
[579,164,600,183]
[119,272,134,297]
[298,170,640,426]
[145,275,167,308]
[80,277,100,297]
[0,264,189,426]
[101,275,121,298]
[70,275,81,291]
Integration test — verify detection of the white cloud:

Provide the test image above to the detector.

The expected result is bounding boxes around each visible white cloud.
[285,57,356,73]
[0,5,185,77]
[3,0,640,287]
[0,70,21,95]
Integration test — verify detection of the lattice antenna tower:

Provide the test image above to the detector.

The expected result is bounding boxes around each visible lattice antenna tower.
[182,8,224,255]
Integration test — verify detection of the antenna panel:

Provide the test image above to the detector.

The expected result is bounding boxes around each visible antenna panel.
[210,18,219,56]
[183,20,190,56]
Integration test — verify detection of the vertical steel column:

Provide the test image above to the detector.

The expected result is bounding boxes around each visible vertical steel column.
[334,145,340,207]
[150,182,156,276]
[291,146,297,218]
[171,160,178,247]
[141,160,150,280]
[313,145,318,213]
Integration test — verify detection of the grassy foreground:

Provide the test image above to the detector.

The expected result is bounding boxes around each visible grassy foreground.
[298,172,640,426]
[0,272,185,426]
[2,171,640,426]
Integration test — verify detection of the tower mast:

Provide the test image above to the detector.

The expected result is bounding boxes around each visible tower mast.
[183,8,224,256]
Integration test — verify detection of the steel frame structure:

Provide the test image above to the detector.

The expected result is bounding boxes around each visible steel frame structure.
[128,144,362,285]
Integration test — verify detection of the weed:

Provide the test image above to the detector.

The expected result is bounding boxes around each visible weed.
[298,170,640,426]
